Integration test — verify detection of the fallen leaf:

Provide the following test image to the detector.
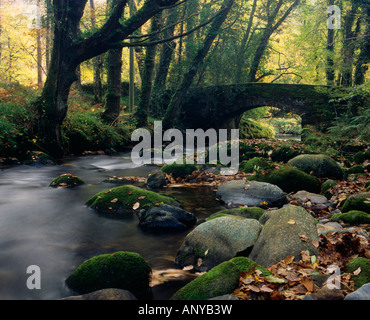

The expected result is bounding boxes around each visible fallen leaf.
[110,198,118,203]
[353,267,361,276]
[300,234,308,242]
[197,258,203,267]
[288,219,296,225]
[246,285,260,293]
[260,285,274,293]
[284,256,295,265]
[300,277,314,292]
[132,202,140,210]
[183,265,194,271]
[138,196,146,200]
[312,239,319,248]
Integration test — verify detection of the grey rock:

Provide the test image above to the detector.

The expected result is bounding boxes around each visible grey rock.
[344,283,370,300]
[216,179,287,208]
[175,216,262,272]
[209,294,239,300]
[61,288,137,300]
[147,170,167,189]
[250,205,319,267]
[137,204,196,232]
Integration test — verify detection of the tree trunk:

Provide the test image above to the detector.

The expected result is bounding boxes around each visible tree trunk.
[34,1,86,158]
[234,0,257,83]
[134,12,163,127]
[102,48,123,124]
[150,7,179,117]
[34,0,181,157]
[354,4,369,86]
[248,0,299,82]
[36,0,43,89]
[162,0,235,130]
[90,0,104,103]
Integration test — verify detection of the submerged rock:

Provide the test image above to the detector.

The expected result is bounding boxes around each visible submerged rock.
[216,179,287,208]
[49,173,84,188]
[137,204,196,232]
[175,216,261,272]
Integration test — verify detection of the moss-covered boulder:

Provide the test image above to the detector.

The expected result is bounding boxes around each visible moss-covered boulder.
[287,154,343,179]
[65,251,152,299]
[341,192,370,214]
[248,165,321,194]
[347,165,365,174]
[353,151,370,164]
[161,162,198,179]
[49,173,85,188]
[175,216,262,272]
[24,151,57,166]
[346,257,370,289]
[86,185,179,215]
[239,157,274,173]
[321,179,337,199]
[171,257,270,300]
[270,145,300,163]
[331,210,370,225]
[207,207,265,221]
[146,170,167,189]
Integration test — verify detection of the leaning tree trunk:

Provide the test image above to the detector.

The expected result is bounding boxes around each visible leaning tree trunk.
[33,1,85,158]
[162,0,235,130]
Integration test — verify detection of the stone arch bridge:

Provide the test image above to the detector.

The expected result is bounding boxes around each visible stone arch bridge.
[174,83,343,131]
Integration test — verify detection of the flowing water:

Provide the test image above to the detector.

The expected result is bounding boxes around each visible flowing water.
[0,153,223,300]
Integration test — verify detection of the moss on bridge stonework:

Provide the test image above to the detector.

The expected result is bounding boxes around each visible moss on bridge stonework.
[174,83,347,131]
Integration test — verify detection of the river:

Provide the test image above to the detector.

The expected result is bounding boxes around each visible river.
[0,153,223,300]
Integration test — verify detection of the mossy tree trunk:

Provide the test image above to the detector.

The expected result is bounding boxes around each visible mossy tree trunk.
[33,0,181,158]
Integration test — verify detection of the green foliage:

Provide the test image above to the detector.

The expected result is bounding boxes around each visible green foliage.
[321,179,337,198]
[239,117,275,140]
[270,145,301,163]
[239,157,275,173]
[341,192,370,214]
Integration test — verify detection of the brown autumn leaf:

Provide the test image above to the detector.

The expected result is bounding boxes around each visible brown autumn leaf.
[288,219,296,225]
[300,277,314,292]
[260,285,274,293]
[312,239,319,248]
[132,202,140,210]
[300,234,308,242]
[110,198,118,203]
[246,285,260,293]
[138,196,146,200]
[284,256,295,265]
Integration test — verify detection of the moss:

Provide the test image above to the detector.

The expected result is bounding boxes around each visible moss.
[161,162,198,179]
[321,179,337,198]
[270,146,300,163]
[239,118,275,140]
[86,185,178,214]
[341,192,370,214]
[171,257,270,300]
[248,165,321,194]
[239,157,274,173]
[347,165,365,174]
[65,251,152,298]
[346,257,370,289]
[24,151,57,165]
[353,151,370,164]
[207,207,265,221]
[287,154,343,179]
[49,173,84,188]
[331,210,370,225]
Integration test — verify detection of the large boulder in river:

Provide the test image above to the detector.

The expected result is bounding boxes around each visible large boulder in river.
[146,170,167,189]
[65,251,152,299]
[247,165,321,194]
[175,216,262,272]
[288,154,343,179]
[49,173,85,188]
[86,185,179,215]
[137,204,196,232]
[61,288,137,300]
[249,205,319,267]
[216,179,287,208]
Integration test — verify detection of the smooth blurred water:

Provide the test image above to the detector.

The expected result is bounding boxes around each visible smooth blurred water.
[0,153,222,300]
